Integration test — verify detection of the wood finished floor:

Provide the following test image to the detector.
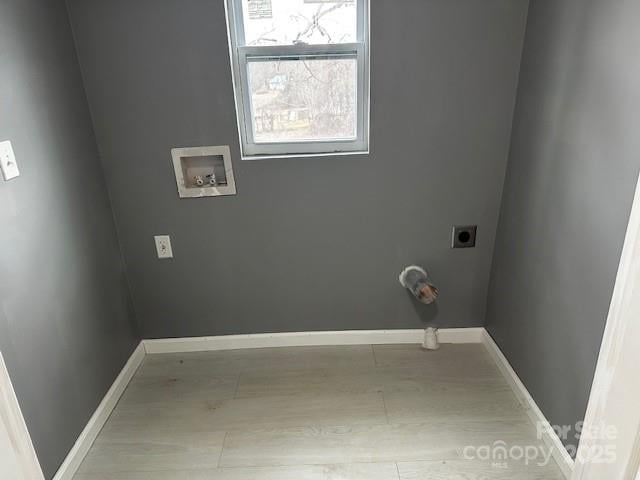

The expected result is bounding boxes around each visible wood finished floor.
[74,344,564,479]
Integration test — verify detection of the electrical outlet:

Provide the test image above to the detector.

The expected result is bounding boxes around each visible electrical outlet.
[452,225,477,248]
[0,140,20,181]
[154,235,173,259]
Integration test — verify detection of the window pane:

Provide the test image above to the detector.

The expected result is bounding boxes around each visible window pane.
[248,56,357,143]
[241,0,357,46]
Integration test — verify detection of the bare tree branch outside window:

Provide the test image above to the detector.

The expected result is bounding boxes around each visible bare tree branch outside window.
[243,0,357,141]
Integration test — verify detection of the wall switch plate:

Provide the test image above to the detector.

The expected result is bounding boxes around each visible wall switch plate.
[452,225,477,248]
[154,235,173,259]
[0,141,20,181]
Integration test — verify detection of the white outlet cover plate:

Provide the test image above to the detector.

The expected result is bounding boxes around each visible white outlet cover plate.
[154,235,173,259]
[0,141,20,181]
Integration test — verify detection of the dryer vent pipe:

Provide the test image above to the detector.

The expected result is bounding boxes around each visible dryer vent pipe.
[398,265,440,350]
[398,265,439,305]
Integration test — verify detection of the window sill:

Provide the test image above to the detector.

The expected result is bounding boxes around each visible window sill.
[241,150,370,161]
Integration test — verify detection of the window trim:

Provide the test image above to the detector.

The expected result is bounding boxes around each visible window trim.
[225,0,370,159]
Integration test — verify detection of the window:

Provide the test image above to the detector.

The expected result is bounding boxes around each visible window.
[225,0,370,158]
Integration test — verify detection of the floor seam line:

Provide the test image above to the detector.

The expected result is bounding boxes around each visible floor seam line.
[215,460,407,469]
[217,431,228,468]
[233,373,242,399]
[381,391,390,424]
[371,344,379,367]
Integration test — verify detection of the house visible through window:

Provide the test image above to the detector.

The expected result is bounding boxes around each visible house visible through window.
[225,0,370,158]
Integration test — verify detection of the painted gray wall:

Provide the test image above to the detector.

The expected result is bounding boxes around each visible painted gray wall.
[67,0,528,338]
[0,1,139,477]
[486,0,640,451]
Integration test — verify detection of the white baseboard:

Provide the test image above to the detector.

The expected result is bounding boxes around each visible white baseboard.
[0,352,45,480]
[53,342,145,480]
[482,329,574,479]
[143,327,485,354]
[437,327,485,344]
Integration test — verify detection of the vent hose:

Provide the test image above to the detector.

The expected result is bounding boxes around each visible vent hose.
[398,265,439,305]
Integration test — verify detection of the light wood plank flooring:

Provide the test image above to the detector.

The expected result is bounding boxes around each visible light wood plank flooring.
[74,344,564,479]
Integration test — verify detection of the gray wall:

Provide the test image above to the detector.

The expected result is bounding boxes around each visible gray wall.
[0,1,139,477]
[486,0,640,451]
[67,0,528,338]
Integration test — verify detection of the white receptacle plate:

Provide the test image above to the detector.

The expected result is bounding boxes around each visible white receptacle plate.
[0,141,20,181]
[154,235,173,259]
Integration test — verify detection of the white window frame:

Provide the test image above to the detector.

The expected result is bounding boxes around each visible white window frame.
[224,0,370,159]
